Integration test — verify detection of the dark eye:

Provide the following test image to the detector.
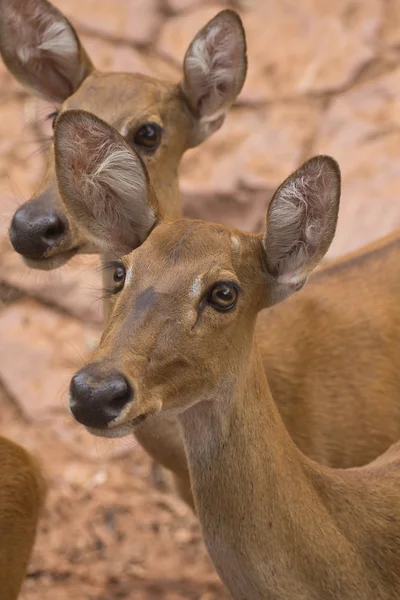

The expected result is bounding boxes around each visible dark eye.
[113,265,126,290]
[133,122,162,151]
[47,110,59,130]
[208,282,238,311]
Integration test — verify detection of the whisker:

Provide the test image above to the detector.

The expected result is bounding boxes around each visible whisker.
[65,342,86,368]
[5,175,25,206]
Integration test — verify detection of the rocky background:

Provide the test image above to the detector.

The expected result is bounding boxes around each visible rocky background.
[0,0,399,598]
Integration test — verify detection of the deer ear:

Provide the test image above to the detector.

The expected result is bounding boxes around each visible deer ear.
[0,0,93,103]
[182,9,247,147]
[54,110,160,255]
[263,156,341,306]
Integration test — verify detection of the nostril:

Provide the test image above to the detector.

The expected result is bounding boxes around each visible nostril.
[107,377,132,413]
[99,376,133,426]
[42,214,67,244]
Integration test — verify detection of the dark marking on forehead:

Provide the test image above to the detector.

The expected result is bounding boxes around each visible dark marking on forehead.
[135,286,157,316]
[112,286,158,349]
[169,222,198,263]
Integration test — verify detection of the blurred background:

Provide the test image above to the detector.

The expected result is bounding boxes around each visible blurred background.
[0,0,399,598]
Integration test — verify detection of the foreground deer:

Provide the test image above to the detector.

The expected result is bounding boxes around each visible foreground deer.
[0,0,247,505]
[0,436,46,599]
[56,117,400,599]
[53,110,400,509]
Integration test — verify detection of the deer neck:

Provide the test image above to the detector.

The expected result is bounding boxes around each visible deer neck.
[177,345,370,600]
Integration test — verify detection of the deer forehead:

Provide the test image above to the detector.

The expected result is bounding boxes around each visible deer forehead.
[123,221,245,293]
[142,221,234,259]
[64,73,180,125]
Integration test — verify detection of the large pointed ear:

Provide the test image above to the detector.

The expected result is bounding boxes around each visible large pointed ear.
[54,110,161,255]
[182,10,247,147]
[263,156,341,306]
[0,0,93,103]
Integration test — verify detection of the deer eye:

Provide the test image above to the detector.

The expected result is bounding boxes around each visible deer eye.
[208,282,238,311]
[47,110,59,130]
[133,122,162,151]
[112,265,126,291]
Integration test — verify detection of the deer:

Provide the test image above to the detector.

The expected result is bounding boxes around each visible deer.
[0,0,247,506]
[54,112,400,599]
[0,436,46,600]
[52,109,400,511]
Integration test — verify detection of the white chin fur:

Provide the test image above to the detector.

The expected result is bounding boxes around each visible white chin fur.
[22,248,78,271]
[86,422,135,439]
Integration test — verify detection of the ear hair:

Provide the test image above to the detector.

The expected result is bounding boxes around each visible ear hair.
[182,9,247,147]
[0,0,93,102]
[263,155,341,305]
[55,110,159,254]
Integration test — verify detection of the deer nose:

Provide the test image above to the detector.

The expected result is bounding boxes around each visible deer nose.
[9,200,68,260]
[69,364,133,429]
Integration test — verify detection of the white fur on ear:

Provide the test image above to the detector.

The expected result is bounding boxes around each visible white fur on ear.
[183,10,247,146]
[38,20,78,57]
[0,0,92,102]
[89,145,153,231]
[14,13,77,64]
[55,110,158,254]
[263,156,341,304]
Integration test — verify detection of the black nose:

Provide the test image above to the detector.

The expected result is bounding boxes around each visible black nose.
[9,198,68,260]
[69,363,133,429]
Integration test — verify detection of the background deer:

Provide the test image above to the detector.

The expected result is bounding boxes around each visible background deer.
[0,0,246,274]
[0,0,247,506]
[0,436,46,600]
[53,110,400,510]
[57,130,400,599]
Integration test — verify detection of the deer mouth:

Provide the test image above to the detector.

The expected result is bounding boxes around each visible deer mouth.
[23,247,79,271]
[86,414,148,439]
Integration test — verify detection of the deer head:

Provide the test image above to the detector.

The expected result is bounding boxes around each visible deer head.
[0,0,247,269]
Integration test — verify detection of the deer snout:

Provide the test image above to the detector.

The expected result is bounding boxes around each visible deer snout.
[69,363,133,429]
[9,197,68,260]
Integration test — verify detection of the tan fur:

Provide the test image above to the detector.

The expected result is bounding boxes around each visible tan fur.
[0,436,46,599]
[63,154,400,599]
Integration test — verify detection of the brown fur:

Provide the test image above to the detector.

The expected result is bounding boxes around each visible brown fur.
[0,436,46,599]
[61,151,400,598]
